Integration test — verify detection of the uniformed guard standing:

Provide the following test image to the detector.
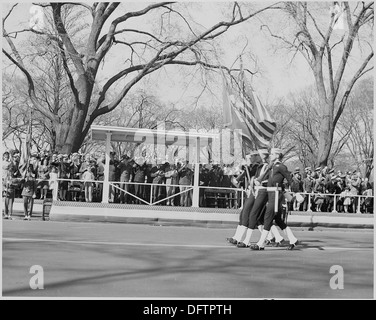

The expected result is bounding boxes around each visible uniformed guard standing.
[250,148,299,251]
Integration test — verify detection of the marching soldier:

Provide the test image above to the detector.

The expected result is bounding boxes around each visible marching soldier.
[226,150,261,245]
[250,148,299,251]
[236,148,285,248]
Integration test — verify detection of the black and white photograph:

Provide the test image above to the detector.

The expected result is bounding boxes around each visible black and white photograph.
[1,0,374,303]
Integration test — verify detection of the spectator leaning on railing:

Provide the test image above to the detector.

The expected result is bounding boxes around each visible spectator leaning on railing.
[118,155,134,204]
[349,170,362,213]
[178,161,193,207]
[302,167,315,211]
[133,158,147,204]
[313,175,326,212]
[165,163,179,206]
[69,153,82,201]
[108,151,119,203]
[37,156,50,200]
[58,154,70,201]
[290,167,304,211]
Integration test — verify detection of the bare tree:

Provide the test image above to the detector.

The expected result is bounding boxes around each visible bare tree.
[337,77,374,178]
[262,2,374,167]
[2,73,33,149]
[3,2,278,154]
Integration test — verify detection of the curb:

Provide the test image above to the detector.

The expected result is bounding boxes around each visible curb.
[47,202,373,229]
[4,201,374,229]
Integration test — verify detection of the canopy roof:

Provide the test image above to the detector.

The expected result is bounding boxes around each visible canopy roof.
[90,125,216,147]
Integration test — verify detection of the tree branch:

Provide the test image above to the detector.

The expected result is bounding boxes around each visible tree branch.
[333,51,374,127]
[2,3,18,27]
[261,24,313,67]
[332,5,373,99]
[96,2,175,63]
[51,3,85,75]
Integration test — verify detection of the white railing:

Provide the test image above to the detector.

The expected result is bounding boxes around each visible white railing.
[42,177,245,208]
[287,191,374,214]
[8,176,373,213]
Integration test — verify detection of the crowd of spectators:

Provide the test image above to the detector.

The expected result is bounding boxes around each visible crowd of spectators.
[2,148,374,216]
[2,149,240,210]
[288,166,374,214]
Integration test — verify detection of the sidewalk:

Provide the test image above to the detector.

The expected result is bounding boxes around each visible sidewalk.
[5,199,371,229]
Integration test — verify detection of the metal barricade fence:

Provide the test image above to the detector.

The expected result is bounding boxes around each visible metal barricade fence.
[288,191,374,214]
[48,177,246,208]
[33,176,374,213]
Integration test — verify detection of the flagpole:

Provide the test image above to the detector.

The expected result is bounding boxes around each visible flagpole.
[219,65,227,167]
[237,55,253,186]
[239,54,244,97]
[27,104,32,168]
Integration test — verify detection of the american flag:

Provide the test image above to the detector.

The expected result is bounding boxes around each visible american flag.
[239,75,276,148]
[222,67,276,151]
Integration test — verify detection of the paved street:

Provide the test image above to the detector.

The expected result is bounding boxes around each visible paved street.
[2,219,374,299]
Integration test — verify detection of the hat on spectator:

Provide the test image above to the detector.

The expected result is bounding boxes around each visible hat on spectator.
[270,148,282,154]
[315,167,321,172]
[257,148,269,156]
[294,167,300,174]
[305,167,312,172]
[328,168,335,174]
[331,175,338,180]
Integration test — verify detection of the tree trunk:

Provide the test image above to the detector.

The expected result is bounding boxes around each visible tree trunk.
[317,100,335,167]
[365,163,373,181]
[59,73,94,154]
[59,107,88,154]
[314,60,334,167]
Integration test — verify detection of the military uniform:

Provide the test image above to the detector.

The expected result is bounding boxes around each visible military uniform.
[226,150,261,245]
[262,159,292,231]
[237,161,261,226]
[251,148,299,251]
[229,149,284,248]
[236,157,285,248]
